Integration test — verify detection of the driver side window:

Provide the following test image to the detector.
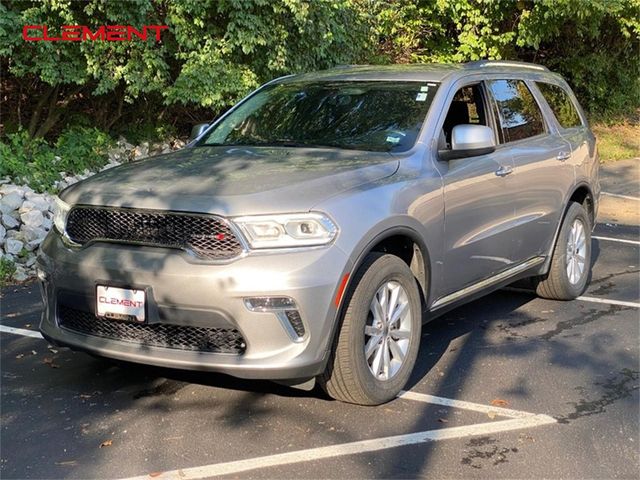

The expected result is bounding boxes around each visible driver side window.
[440,84,488,149]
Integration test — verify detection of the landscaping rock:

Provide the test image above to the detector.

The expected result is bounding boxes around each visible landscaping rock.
[21,209,45,228]
[132,142,150,160]
[13,265,29,282]
[2,214,20,229]
[6,229,24,242]
[18,200,36,214]
[24,193,51,212]
[5,238,24,255]
[0,192,24,213]
[0,185,26,196]
[21,225,47,243]
[25,239,43,251]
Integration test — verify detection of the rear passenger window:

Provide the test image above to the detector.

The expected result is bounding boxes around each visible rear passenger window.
[536,82,583,129]
[487,80,546,143]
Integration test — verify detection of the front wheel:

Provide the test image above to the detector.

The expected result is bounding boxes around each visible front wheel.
[536,202,592,300]
[319,253,422,405]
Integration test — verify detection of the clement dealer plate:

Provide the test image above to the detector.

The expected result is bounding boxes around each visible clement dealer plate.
[96,285,146,322]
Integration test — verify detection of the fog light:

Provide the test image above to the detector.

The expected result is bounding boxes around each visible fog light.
[244,296,306,342]
[284,310,305,338]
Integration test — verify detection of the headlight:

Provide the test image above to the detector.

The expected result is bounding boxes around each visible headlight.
[233,212,338,249]
[53,196,70,234]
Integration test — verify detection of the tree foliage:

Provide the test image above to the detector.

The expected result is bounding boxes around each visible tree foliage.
[370,0,640,118]
[0,0,637,139]
[1,0,369,137]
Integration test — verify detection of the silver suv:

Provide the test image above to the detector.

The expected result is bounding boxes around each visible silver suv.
[38,61,600,405]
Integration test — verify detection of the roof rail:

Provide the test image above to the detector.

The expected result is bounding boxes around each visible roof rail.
[464,60,549,72]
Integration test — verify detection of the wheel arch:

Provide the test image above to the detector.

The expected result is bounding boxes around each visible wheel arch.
[542,182,596,273]
[334,222,434,319]
[321,222,433,377]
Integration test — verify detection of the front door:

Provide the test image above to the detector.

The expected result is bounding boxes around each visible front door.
[436,83,518,296]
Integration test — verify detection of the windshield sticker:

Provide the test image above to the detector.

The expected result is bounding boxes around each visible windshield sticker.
[420,86,429,92]
[386,135,401,144]
[416,92,428,101]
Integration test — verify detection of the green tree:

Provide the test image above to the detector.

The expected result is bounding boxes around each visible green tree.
[0,0,369,137]
[368,0,640,117]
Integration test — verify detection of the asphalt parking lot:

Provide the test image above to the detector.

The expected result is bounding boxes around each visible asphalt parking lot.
[1,219,638,480]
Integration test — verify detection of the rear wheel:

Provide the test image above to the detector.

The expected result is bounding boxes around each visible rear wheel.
[536,202,591,300]
[319,253,422,405]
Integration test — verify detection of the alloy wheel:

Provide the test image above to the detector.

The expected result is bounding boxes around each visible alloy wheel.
[364,280,412,381]
[566,218,587,285]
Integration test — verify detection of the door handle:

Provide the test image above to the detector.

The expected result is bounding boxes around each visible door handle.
[495,165,513,177]
[557,151,571,161]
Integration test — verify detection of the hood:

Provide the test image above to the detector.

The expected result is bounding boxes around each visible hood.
[61,146,398,216]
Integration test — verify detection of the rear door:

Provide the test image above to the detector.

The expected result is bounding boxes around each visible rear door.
[485,79,573,262]
[535,81,594,174]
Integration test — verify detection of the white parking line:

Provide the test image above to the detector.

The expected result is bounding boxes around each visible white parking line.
[121,415,556,480]
[602,192,640,201]
[397,390,539,419]
[576,296,640,308]
[503,288,640,308]
[593,235,640,246]
[0,325,43,339]
[0,321,557,479]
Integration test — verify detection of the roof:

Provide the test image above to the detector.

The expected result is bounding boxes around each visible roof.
[276,60,554,85]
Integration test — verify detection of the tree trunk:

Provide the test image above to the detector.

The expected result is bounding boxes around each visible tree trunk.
[105,90,125,130]
[27,85,56,137]
[32,85,83,138]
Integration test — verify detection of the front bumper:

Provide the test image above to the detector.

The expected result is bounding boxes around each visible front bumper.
[38,232,351,380]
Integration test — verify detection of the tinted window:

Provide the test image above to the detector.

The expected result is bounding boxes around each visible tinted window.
[488,80,545,142]
[536,82,582,129]
[198,81,439,152]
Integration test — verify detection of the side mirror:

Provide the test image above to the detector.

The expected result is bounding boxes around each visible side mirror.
[440,124,496,160]
[190,123,209,141]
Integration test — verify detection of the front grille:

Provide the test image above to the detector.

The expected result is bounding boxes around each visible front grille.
[58,305,246,354]
[65,206,243,260]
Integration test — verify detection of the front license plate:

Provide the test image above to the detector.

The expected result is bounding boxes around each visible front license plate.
[96,285,146,322]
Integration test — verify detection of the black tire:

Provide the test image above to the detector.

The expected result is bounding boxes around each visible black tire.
[319,253,422,405]
[536,202,591,300]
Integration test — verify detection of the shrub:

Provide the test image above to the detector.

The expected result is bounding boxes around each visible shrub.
[0,130,58,193]
[55,126,114,173]
[112,122,179,146]
[0,127,114,193]
[0,257,17,287]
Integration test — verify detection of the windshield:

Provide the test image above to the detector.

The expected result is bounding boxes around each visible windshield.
[197,81,439,152]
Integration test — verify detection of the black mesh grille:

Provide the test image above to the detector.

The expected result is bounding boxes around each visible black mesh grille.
[66,207,243,260]
[58,305,246,354]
